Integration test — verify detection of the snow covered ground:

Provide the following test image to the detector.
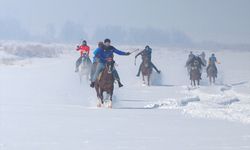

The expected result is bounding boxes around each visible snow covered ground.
[0,43,250,150]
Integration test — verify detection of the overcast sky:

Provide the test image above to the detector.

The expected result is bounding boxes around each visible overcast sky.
[0,0,249,44]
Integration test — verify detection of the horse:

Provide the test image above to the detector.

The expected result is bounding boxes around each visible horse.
[190,60,201,86]
[79,56,92,83]
[94,60,115,108]
[207,64,217,85]
[141,56,153,86]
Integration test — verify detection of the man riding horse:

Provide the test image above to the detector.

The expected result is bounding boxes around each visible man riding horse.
[90,39,131,88]
[135,45,161,77]
[207,53,220,78]
[75,40,92,72]
[186,52,206,79]
[90,42,104,82]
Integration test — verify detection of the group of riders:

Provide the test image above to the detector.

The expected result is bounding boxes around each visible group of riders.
[75,39,220,88]
[74,39,220,107]
[75,39,161,88]
[185,51,220,85]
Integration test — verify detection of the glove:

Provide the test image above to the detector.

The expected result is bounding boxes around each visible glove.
[125,52,131,55]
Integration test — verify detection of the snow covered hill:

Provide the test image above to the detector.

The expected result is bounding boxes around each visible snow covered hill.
[0,43,250,150]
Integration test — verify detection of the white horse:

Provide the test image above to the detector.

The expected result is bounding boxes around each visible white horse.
[79,57,92,83]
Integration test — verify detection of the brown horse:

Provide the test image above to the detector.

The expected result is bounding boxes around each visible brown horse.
[207,64,217,85]
[190,60,201,86]
[141,56,153,86]
[94,61,115,108]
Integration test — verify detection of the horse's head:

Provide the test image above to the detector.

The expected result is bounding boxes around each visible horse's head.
[82,53,89,60]
[191,59,200,70]
[194,60,199,66]
[105,58,115,74]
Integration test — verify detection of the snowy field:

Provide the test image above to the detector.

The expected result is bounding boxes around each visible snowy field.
[0,42,250,150]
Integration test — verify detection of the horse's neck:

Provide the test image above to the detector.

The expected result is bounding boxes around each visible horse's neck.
[143,58,150,63]
[101,68,113,80]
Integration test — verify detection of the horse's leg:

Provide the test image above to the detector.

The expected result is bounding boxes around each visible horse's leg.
[110,91,113,102]
[100,89,104,104]
[95,85,102,107]
[209,76,212,85]
[194,80,196,86]
[142,75,146,85]
[147,75,150,86]
[213,76,215,84]
[208,76,210,85]
[108,91,113,108]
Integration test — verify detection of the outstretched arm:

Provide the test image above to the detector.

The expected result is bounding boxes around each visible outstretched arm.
[76,45,81,51]
[214,57,221,64]
[113,48,129,55]
[135,51,143,58]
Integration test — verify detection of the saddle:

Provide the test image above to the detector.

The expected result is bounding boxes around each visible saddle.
[97,71,103,81]
[97,61,115,81]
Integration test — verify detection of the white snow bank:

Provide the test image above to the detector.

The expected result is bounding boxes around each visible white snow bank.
[0,41,73,65]
[1,43,250,150]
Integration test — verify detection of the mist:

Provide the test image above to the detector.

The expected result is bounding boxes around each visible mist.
[0,0,249,48]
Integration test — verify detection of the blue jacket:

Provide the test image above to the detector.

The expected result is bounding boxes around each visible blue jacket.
[94,46,127,63]
[92,48,101,63]
[209,56,217,64]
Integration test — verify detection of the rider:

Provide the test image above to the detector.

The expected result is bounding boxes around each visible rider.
[186,52,205,79]
[135,45,161,77]
[75,40,91,72]
[185,51,195,67]
[207,53,220,77]
[198,51,207,71]
[90,42,104,81]
[90,39,131,88]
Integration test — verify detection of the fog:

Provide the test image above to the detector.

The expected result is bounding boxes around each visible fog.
[0,0,250,47]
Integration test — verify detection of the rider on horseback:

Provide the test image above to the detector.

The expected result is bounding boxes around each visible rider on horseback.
[90,42,104,81]
[135,45,161,77]
[90,39,131,88]
[75,40,91,72]
[198,52,207,66]
[207,53,220,77]
[186,52,206,79]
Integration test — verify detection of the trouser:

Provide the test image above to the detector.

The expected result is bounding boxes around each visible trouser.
[137,62,160,76]
[90,62,98,81]
[76,56,91,70]
[91,62,120,82]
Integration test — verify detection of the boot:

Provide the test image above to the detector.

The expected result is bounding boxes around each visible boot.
[90,82,95,88]
[136,73,140,77]
[118,81,123,88]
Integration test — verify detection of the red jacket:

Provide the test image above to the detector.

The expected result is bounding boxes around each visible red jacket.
[76,45,90,57]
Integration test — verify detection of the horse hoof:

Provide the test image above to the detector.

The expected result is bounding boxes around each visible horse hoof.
[107,101,112,108]
[108,104,112,108]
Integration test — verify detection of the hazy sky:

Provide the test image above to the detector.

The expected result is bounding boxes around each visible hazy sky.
[0,0,250,44]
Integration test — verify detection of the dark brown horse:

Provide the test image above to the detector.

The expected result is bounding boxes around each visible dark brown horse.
[94,61,115,108]
[141,56,153,86]
[207,64,217,85]
[190,60,201,86]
